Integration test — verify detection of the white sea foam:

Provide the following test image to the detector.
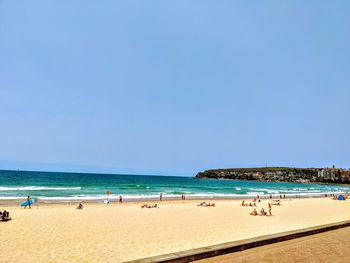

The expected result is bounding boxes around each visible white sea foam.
[267,190,280,194]
[0,186,81,191]
[246,192,265,195]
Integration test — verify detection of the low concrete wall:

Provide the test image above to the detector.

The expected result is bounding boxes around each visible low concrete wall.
[125,220,350,263]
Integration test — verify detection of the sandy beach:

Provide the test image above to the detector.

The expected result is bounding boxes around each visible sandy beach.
[1,198,349,262]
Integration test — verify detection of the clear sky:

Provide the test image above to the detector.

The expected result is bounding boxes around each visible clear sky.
[1,1,349,176]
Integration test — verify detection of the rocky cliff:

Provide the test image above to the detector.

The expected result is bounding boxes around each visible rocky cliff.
[195,167,350,184]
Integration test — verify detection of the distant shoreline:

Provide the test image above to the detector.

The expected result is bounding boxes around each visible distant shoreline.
[196,167,350,185]
[0,192,342,207]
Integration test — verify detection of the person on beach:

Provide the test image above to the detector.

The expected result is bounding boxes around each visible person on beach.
[119,195,123,203]
[77,203,83,209]
[160,193,163,201]
[268,203,272,216]
[241,200,245,206]
[25,196,31,209]
[260,208,267,216]
[250,209,257,216]
[0,210,11,221]
[283,194,286,199]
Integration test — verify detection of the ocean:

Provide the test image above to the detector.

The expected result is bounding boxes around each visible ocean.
[0,170,349,202]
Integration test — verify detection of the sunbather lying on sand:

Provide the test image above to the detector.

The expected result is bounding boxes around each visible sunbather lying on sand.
[141,204,159,208]
[270,202,281,206]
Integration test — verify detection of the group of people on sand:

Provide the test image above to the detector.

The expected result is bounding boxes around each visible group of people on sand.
[250,203,272,216]
[331,194,350,200]
[141,204,159,208]
[241,200,257,207]
[198,202,215,207]
[270,200,281,205]
[250,207,271,216]
[0,210,11,222]
[241,197,274,216]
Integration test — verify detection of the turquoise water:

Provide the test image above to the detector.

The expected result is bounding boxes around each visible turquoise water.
[0,170,349,201]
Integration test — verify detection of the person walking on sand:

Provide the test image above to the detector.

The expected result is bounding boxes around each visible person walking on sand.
[25,196,31,209]
[160,193,163,202]
[268,203,272,216]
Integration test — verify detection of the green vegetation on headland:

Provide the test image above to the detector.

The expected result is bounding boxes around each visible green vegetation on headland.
[195,167,350,184]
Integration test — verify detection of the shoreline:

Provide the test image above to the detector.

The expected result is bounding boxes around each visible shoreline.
[0,193,341,207]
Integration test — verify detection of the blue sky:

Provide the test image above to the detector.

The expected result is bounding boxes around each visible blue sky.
[1,1,349,176]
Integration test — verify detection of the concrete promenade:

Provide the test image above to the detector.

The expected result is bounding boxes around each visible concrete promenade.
[195,226,350,263]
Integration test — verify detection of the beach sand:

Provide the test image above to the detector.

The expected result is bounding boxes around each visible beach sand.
[0,198,349,262]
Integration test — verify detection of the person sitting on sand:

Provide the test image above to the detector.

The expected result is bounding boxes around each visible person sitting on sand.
[250,209,257,216]
[77,203,83,210]
[241,200,245,206]
[0,210,11,221]
[253,203,257,207]
[260,208,267,216]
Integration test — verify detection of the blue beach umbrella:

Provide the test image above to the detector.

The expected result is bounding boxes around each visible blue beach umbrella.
[337,195,345,201]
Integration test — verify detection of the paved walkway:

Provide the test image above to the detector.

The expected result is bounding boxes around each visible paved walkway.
[195,226,350,263]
